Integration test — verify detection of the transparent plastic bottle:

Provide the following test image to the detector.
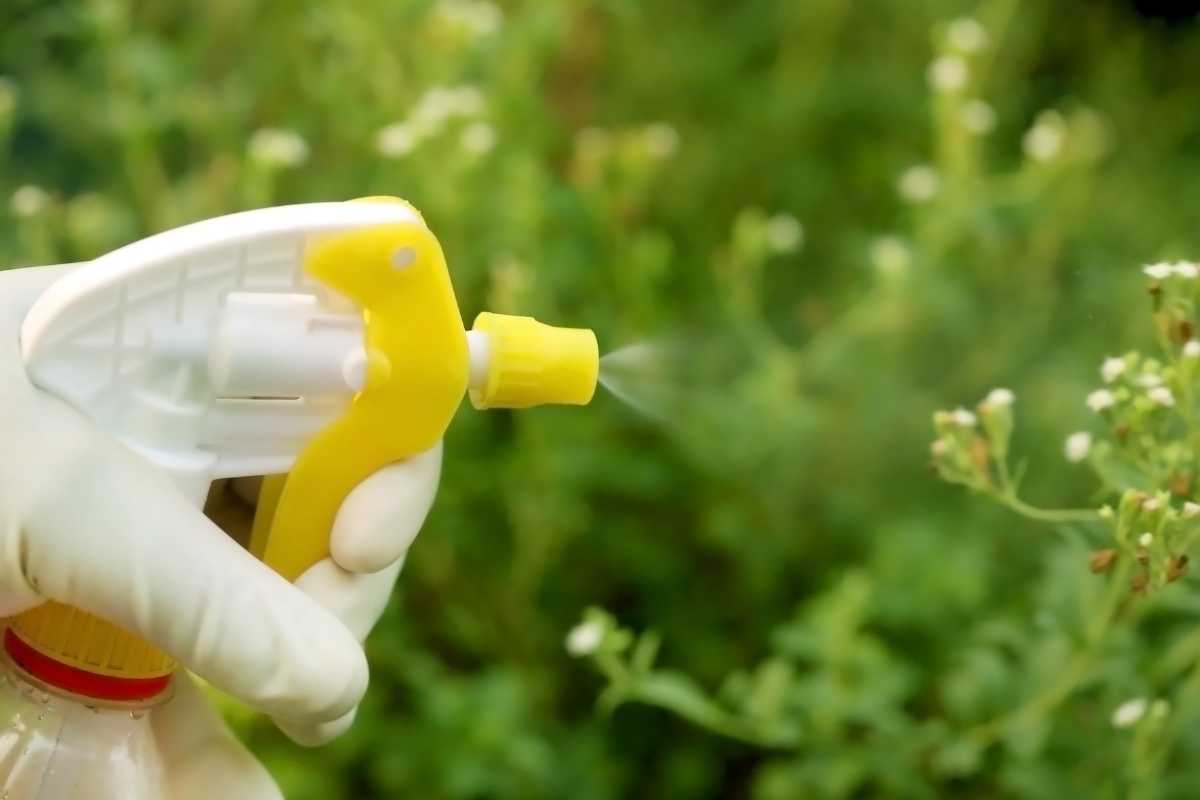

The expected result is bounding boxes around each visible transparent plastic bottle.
[0,606,175,800]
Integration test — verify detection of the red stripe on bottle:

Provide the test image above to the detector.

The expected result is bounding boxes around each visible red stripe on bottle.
[4,628,172,703]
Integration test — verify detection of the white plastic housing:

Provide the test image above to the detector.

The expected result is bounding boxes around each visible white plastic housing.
[21,202,425,503]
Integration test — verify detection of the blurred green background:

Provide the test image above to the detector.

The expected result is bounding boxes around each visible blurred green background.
[4,0,1200,797]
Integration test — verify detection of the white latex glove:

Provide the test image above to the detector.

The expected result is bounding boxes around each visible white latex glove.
[0,264,440,799]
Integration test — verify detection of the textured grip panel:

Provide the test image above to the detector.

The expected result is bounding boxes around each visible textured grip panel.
[9,602,176,679]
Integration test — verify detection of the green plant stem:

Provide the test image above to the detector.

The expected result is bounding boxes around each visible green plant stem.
[974,484,1099,527]
[621,680,799,749]
[593,653,799,750]
[939,464,1099,525]
[991,491,1101,524]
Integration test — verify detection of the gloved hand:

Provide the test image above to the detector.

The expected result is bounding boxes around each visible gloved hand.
[0,264,440,799]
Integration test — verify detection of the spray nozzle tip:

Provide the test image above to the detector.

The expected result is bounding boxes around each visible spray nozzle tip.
[468,312,598,409]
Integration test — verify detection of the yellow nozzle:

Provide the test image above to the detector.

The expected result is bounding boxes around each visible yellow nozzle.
[469,312,599,409]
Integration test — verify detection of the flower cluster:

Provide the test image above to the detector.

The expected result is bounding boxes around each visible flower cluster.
[904,17,998,201]
[1083,352,1179,420]
[375,85,488,158]
[1111,697,1169,730]
[934,259,1200,596]
[1023,110,1066,163]
[930,388,1014,494]
[247,128,309,168]
[1093,489,1197,593]
[10,184,49,218]
[432,0,504,38]
[870,235,912,280]
[898,164,939,203]
[1018,106,1110,168]
[1143,261,1199,281]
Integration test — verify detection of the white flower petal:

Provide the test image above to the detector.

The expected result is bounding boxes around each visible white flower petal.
[1112,697,1148,729]
[765,214,804,254]
[1064,432,1092,463]
[1023,112,1065,163]
[248,128,309,167]
[1143,262,1174,280]
[10,184,48,217]
[565,621,604,656]
[461,121,496,155]
[1101,357,1127,383]
[927,55,969,92]
[1148,386,1175,407]
[898,165,939,203]
[946,17,989,53]
[961,99,996,134]
[984,388,1015,407]
[951,407,977,427]
[1086,389,1116,412]
[376,122,420,158]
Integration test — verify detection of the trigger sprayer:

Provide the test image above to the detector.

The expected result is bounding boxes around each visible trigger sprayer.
[0,198,599,799]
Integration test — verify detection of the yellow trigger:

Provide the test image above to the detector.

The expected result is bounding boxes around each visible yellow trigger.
[250,203,469,582]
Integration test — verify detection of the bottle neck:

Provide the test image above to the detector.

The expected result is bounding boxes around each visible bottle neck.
[4,628,173,705]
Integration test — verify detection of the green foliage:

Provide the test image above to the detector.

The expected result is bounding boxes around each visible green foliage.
[5,0,1200,796]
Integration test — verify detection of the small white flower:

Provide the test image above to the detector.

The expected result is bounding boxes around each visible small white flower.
[946,17,989,53]
[765,213,804,254]
[930,438,950,458]
[961,99,996,135]
[1137,372,1163,388]
[1023,112,1065,163]
[1149,386,1175,407]
[1142,497,1162,513]
[410,85,485,133]
[1064,432,1092,463]
[1143,262,1174,280]
[10,184,48,217]
[1112,697,1148,729]
[247,128,309,168]
[644,123,680,159]
[1174,261,1199,279]
[470,2,504,36]
[436,0,503,37]
[1101,357,1127,383]
[898,165,939,202]
[375,122,420,158]
[984,388,1015,408]
[1099,505,1115,519]
[927,55,969,93]
[1185,341,1200,359]
[1087,389,1116,412]
[460,121,496,155]
[1138,532,1154,548]
[411,86,455,129]
[1185,501,1200,518]
[565,620,604,656]
[951,407,977,427]
[870,236,911,278]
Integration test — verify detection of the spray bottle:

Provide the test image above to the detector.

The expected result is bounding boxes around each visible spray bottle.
[0,197,599,798]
